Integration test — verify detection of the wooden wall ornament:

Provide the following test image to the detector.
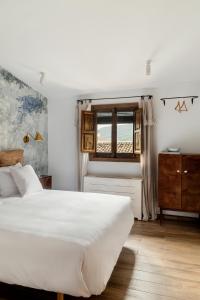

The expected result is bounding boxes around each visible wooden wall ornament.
[180,101,188,112]
[174,100,188,113]
[175,101,181,113]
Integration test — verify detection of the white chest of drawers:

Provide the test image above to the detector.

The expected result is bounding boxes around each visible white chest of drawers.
[84,175,143,220]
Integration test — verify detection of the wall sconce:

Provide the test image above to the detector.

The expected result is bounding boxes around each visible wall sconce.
[23,132,44,144]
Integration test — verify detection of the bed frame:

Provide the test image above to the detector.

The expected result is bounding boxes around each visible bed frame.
[0,149,64,300]
[0,149,24,167]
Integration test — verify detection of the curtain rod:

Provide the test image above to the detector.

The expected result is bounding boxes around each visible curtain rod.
[77,95,152,103]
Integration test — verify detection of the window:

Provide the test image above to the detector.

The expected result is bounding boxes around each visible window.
[81,103,142,162]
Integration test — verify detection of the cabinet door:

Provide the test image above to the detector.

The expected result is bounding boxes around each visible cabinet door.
[158,154,182,209]
[182,155,200,212]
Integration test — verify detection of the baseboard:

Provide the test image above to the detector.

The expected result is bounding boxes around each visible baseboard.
[156,207,199,218]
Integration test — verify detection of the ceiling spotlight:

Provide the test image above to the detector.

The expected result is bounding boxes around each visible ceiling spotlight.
[146,60,151,76]
[39,71,45,85]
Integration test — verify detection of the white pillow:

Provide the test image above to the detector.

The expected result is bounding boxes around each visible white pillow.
[0,162,22,173]
[0,171,20,197]
[11,165,43,196]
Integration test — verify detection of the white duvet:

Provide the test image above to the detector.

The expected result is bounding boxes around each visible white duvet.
[0,190,133,297]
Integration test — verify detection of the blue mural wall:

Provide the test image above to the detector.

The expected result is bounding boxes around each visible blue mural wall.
[0,66,48,174]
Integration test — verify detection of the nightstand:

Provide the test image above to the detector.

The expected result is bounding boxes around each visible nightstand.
[39,175,52,189]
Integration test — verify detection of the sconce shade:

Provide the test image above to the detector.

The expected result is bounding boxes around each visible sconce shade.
[23,132,44,143]
[34,132,44,142]
[23,134,30,143]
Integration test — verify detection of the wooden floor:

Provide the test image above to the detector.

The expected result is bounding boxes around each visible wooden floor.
[0,219,200,300]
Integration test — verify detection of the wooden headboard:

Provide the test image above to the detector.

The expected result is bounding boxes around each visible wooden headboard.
[0,149,24,167]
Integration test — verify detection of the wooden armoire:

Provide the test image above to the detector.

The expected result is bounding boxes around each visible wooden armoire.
[158,153,200,218]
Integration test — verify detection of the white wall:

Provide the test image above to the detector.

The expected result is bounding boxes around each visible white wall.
[47,83,80,191]
[154,82,200,154]
[48,82,200,200]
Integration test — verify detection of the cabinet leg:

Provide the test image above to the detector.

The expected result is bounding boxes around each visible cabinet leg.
[57,293,64,300]
[160,208,163,225]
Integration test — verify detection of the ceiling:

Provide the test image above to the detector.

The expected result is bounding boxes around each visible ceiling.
[0,0,200,94]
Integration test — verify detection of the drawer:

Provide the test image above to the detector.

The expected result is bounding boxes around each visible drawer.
[84,188,135,198]
[84,176,142,187]
[84,184,136,195]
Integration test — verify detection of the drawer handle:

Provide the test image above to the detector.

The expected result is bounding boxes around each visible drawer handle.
[184,170,188,174]
[176,170,180,173]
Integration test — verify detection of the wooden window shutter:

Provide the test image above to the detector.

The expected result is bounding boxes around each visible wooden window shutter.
[134,109,143,155]
[81,111,96,153]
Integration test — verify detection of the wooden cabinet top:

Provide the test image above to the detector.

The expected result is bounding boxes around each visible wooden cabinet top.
[159,152,200,156]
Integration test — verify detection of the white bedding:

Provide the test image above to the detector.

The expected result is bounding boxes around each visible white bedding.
[0,190,133,297]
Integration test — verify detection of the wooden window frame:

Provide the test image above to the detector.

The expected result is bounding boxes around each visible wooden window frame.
[90,103,140,162]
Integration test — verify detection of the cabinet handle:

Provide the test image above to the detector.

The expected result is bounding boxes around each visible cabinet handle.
[184,170,188,174]
[176,170,180,173]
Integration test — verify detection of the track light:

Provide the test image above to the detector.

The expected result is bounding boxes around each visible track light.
[146,60,151,76]
[40,72,45,85]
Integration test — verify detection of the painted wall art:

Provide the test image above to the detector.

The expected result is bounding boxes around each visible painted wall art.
[0,66,48,174]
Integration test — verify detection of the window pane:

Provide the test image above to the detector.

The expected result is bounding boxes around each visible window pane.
[96,112,112,153]
[117,111,134,153]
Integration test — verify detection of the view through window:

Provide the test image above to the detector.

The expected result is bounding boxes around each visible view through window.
[91,103,139,161]
[116,111,134,154]
[97,112,112,153]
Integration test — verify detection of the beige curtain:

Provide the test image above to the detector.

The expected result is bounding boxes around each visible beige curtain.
[77,100,91,191]
[140,97,156,220]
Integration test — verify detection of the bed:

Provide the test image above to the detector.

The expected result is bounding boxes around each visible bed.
[0,150,134,299]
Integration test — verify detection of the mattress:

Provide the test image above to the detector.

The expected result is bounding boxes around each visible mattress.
[0,190,133,297]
